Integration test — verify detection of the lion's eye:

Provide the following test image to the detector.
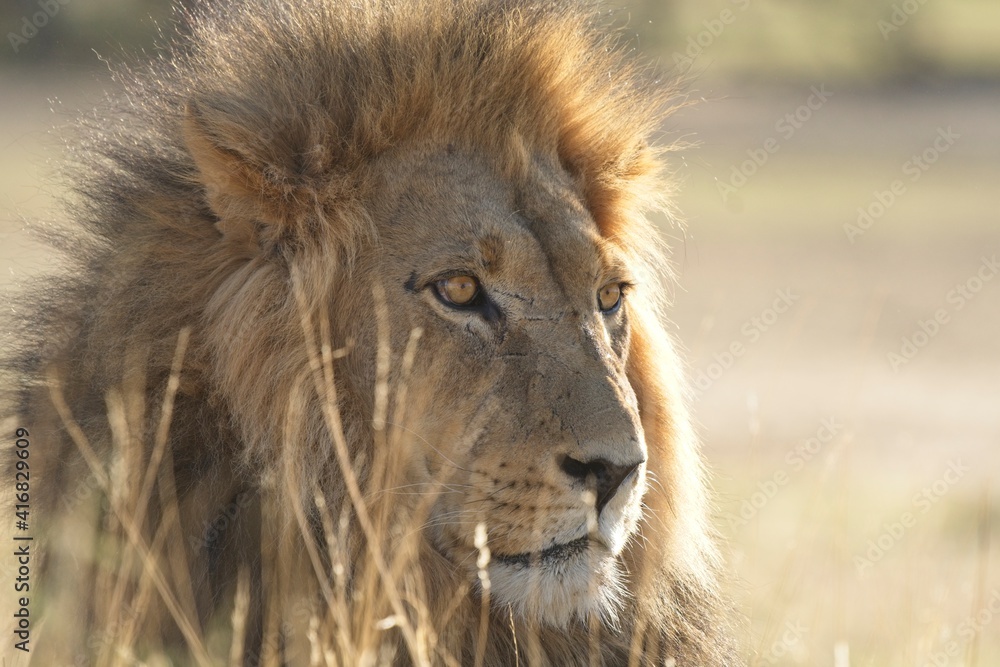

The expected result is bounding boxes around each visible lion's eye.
[598,283,622,313]
[436,275,481,306]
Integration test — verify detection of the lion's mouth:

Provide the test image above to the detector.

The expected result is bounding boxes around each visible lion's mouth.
[491,536,595,568]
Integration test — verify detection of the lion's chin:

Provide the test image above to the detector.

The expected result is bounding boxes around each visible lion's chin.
[485,538,627,629]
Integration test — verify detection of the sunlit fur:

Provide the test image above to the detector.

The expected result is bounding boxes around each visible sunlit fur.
[3,0,741,664]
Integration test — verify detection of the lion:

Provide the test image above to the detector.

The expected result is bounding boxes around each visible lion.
[3,0,741,664]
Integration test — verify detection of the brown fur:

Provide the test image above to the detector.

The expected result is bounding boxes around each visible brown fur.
[3,0,741,664]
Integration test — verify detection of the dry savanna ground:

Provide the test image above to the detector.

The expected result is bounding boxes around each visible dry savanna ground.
[1,69,998,666]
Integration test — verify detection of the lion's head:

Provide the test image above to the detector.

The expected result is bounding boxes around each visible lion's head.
[371,149,649,626]
[12,0,739,663]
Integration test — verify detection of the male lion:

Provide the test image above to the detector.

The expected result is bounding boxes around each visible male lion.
[4,0,741,664]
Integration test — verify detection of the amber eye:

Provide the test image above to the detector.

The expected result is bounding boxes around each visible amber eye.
[436,275,481,306]
[598,283,622,313]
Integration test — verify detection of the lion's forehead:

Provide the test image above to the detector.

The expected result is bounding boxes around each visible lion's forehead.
[380,148,615,307]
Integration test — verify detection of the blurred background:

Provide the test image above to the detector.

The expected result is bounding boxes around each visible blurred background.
[1,1,997,665]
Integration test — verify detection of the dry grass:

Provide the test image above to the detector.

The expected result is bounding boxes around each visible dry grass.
[29,290,449,665]
[20,276,661,666]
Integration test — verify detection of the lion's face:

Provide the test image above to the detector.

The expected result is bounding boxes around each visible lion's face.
[341,148,649,626]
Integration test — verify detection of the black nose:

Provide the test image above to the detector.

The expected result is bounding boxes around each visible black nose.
[559,455,642,514]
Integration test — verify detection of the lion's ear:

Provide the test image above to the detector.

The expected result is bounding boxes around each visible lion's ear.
[182,99,312,253]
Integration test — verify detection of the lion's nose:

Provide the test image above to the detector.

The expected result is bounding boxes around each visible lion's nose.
[559,455,643,514]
